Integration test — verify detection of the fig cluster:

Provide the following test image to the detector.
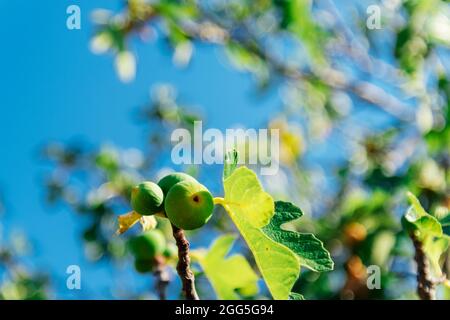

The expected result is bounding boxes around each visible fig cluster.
[130,172,214,230]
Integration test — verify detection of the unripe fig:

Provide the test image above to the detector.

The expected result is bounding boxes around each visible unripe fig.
[157,172,197,197]
[95,148,119,172]
[163,243,178,259]
[131,181,164,215]
[134,259,154,273]
[164,180,214,230]
[128,229,166,260]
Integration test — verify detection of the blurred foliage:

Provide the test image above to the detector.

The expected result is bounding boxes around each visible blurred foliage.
[0,198,51,300]
[31,0,450,299]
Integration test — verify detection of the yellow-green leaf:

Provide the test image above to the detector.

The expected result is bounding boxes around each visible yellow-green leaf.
[196,235,259,300]
[404,192,443,240]
[220,167,300,300]
[116,211,157,235]
[404,192,448,277]
[423,236,449,277]
[117,211,142,235]
[223,166,274,228]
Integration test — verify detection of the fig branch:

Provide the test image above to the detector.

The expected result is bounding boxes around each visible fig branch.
[171,223,199,300]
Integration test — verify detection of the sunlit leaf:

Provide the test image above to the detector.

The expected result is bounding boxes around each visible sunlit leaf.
[404,192,448,278]
[220,167,300,300]
[423,236,449,277]
[223,167,274,228]
[403,192,442,240]
[196,234,259,300]
[117,211,141,234]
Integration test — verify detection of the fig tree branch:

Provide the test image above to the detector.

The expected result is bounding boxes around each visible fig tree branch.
[171,223,199,300]
[117,3,415,122]
[182,8,415,122]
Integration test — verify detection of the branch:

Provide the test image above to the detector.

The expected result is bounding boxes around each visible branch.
[171,224,199,300]
[153,256,170,300]
[260,48,414,122]
[190,8,415,122]
[411,234,436,300]
[118,3,415,122]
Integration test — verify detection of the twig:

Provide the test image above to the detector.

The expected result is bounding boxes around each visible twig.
[153,256,170,300]
[171,224,199,300]
[193,8,415,122]
[118,3,415,122]
[264,51,414,121]
[411,234,436,300]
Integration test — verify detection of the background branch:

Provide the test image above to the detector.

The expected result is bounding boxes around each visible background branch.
[119,2,415,123]
[153,255,170,300]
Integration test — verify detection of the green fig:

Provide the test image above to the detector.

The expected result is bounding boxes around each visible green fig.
[95,148,119,172]
[128,229,166,260]
[131,181,164,215]
[164,180,214,230]
[163,243,178,259]
[157,172,197,197]
[134,259,154,273]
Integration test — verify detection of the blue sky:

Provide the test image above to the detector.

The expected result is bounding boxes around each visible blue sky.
[0,1,284,298]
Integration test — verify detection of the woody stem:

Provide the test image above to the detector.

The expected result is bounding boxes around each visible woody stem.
[171,223,199,300]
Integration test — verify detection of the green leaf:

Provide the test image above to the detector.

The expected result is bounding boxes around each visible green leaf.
[277,0,326,65]
[196,235,259,300]
[263,201,333,272]
[439,214,450,236]
[404,192,443,240]
[221,167,300,300]
[289,292,305,300]
[223,149,239,181]
[403,192,448,277]
[423,236,450,277]
[407,192,430,217]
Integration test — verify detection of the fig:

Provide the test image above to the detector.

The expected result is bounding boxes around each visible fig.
[163,243,178,259]
[164,180,214,230]
[134,259,154,273]
[131,181,164,215]
[128,229,166,260]
[157,172,197,197]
